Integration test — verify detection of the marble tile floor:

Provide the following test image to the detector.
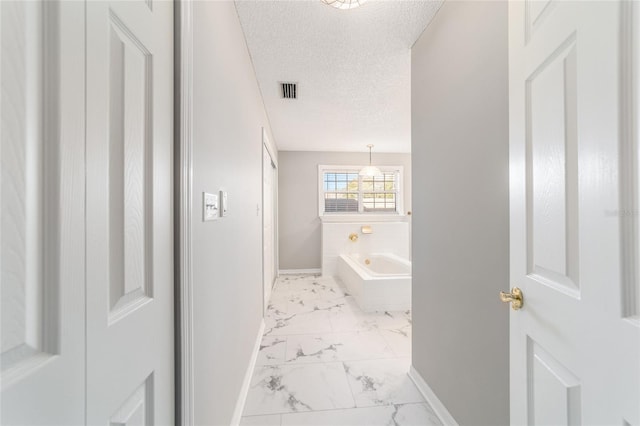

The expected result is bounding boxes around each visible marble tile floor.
[240,274,442,426]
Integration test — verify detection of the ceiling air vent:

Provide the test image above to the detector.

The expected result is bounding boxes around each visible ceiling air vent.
[281,82,297,99]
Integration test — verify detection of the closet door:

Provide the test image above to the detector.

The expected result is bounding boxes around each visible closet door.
[85,0,174,424]
[1,1,86,424]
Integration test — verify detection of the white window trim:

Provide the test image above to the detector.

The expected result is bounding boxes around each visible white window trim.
[318,165,404,217]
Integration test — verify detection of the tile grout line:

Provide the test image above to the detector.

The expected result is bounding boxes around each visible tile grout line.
[340,360,358,410]
[242,275,422,424]
[243,401,436,420]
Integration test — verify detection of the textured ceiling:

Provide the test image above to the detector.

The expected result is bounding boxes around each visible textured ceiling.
[235,0,443,153]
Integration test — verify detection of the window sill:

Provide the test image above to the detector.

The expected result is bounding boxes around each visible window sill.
[319,214,409,223]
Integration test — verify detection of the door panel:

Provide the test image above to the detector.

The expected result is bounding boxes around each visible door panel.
[509,1,640,424]
[107,8,154,322]
[527,338,581,426]
[110,374,154,426]
[621,0,640,321]
[527,35,579,296]
[619,4,640,423]
[2,0,50,372]
[1,1,86,423]
[86,1,173,424]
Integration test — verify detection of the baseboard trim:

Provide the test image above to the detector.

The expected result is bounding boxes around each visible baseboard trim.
[408,365,459,426]
[278,268,321,275]
[230,318,265,426]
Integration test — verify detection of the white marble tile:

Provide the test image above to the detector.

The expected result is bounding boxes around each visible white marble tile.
[264,309,334,336]
[243,362,356,416]
[328,298,410,331]
[240,414,282,426]
[285,297,348,316]
[380,325,412,358]
[281,405,396,426]
[277,274,320,283]
[242,275,443,424]
[343,358,425,407]
[257,336,287,366]
[285,331,395,364]
[328,296,381,332]
[394,403,443,426]
[370,310,412,331]
[272,280,346,305]
[280,403,442,426]
[266,298,290,313]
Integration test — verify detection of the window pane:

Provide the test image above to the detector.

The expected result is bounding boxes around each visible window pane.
[362,192,396,212]
[322,168,398,214]
[324,192,358,212]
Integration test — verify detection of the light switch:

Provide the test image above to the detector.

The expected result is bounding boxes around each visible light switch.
[203,192,219,221]
[220,191,228,216]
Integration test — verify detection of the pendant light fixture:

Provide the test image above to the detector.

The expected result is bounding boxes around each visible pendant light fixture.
[359,144,383,177]
[321,0,367,10]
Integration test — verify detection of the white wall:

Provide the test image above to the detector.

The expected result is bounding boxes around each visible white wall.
[191,2,275,424]
[278,151,411,271]
[411,1,509,425]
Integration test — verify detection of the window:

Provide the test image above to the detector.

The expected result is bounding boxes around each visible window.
[319,166,402,215]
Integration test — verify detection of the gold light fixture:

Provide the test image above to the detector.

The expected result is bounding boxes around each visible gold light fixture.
[359,144,383,177]
[321,0,367,10]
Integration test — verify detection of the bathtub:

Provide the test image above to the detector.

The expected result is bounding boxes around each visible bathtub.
[337,253,411,312]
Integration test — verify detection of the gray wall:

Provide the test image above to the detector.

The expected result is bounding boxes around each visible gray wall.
[411,1,510,425]
[191,2,276,424]
[278,151,411,270]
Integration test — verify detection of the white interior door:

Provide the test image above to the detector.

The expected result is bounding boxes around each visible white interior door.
[509,1,640,424]
[1,1,86,423]
[263,143,276,311]
[86,1,174,424]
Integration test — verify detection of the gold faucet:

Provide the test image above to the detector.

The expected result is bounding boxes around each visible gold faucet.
[348,233,358,242]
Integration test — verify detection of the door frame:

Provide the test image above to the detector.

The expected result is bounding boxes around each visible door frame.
[262,131,278,315]
[174,6,281,424]
[175,0,194,425]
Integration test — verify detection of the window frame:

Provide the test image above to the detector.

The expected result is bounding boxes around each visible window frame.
[318,165,404,217]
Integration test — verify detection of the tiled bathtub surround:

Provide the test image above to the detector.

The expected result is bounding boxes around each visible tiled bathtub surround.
[321,221,410,277]
[240,274,441,426]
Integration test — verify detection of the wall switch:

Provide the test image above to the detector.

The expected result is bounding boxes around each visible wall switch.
[203,192,219,221]
[220,191,228,216]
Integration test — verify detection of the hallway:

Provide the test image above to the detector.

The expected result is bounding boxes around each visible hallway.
[239,274,442,425]
[3,0,638,424]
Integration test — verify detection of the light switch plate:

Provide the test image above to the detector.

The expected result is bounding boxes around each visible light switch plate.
[203,192,219,221]
[220,191,228,216]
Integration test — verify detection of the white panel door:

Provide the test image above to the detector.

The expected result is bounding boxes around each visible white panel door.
[86,1,174,424]
[1,1,86,424]
[263,143,276,311]
[509,1,640,424]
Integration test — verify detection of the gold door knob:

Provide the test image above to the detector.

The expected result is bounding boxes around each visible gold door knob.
[500,287,523,310]
[349,233,358,242]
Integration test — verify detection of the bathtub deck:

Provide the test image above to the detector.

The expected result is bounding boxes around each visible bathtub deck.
[240,274,442,426]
